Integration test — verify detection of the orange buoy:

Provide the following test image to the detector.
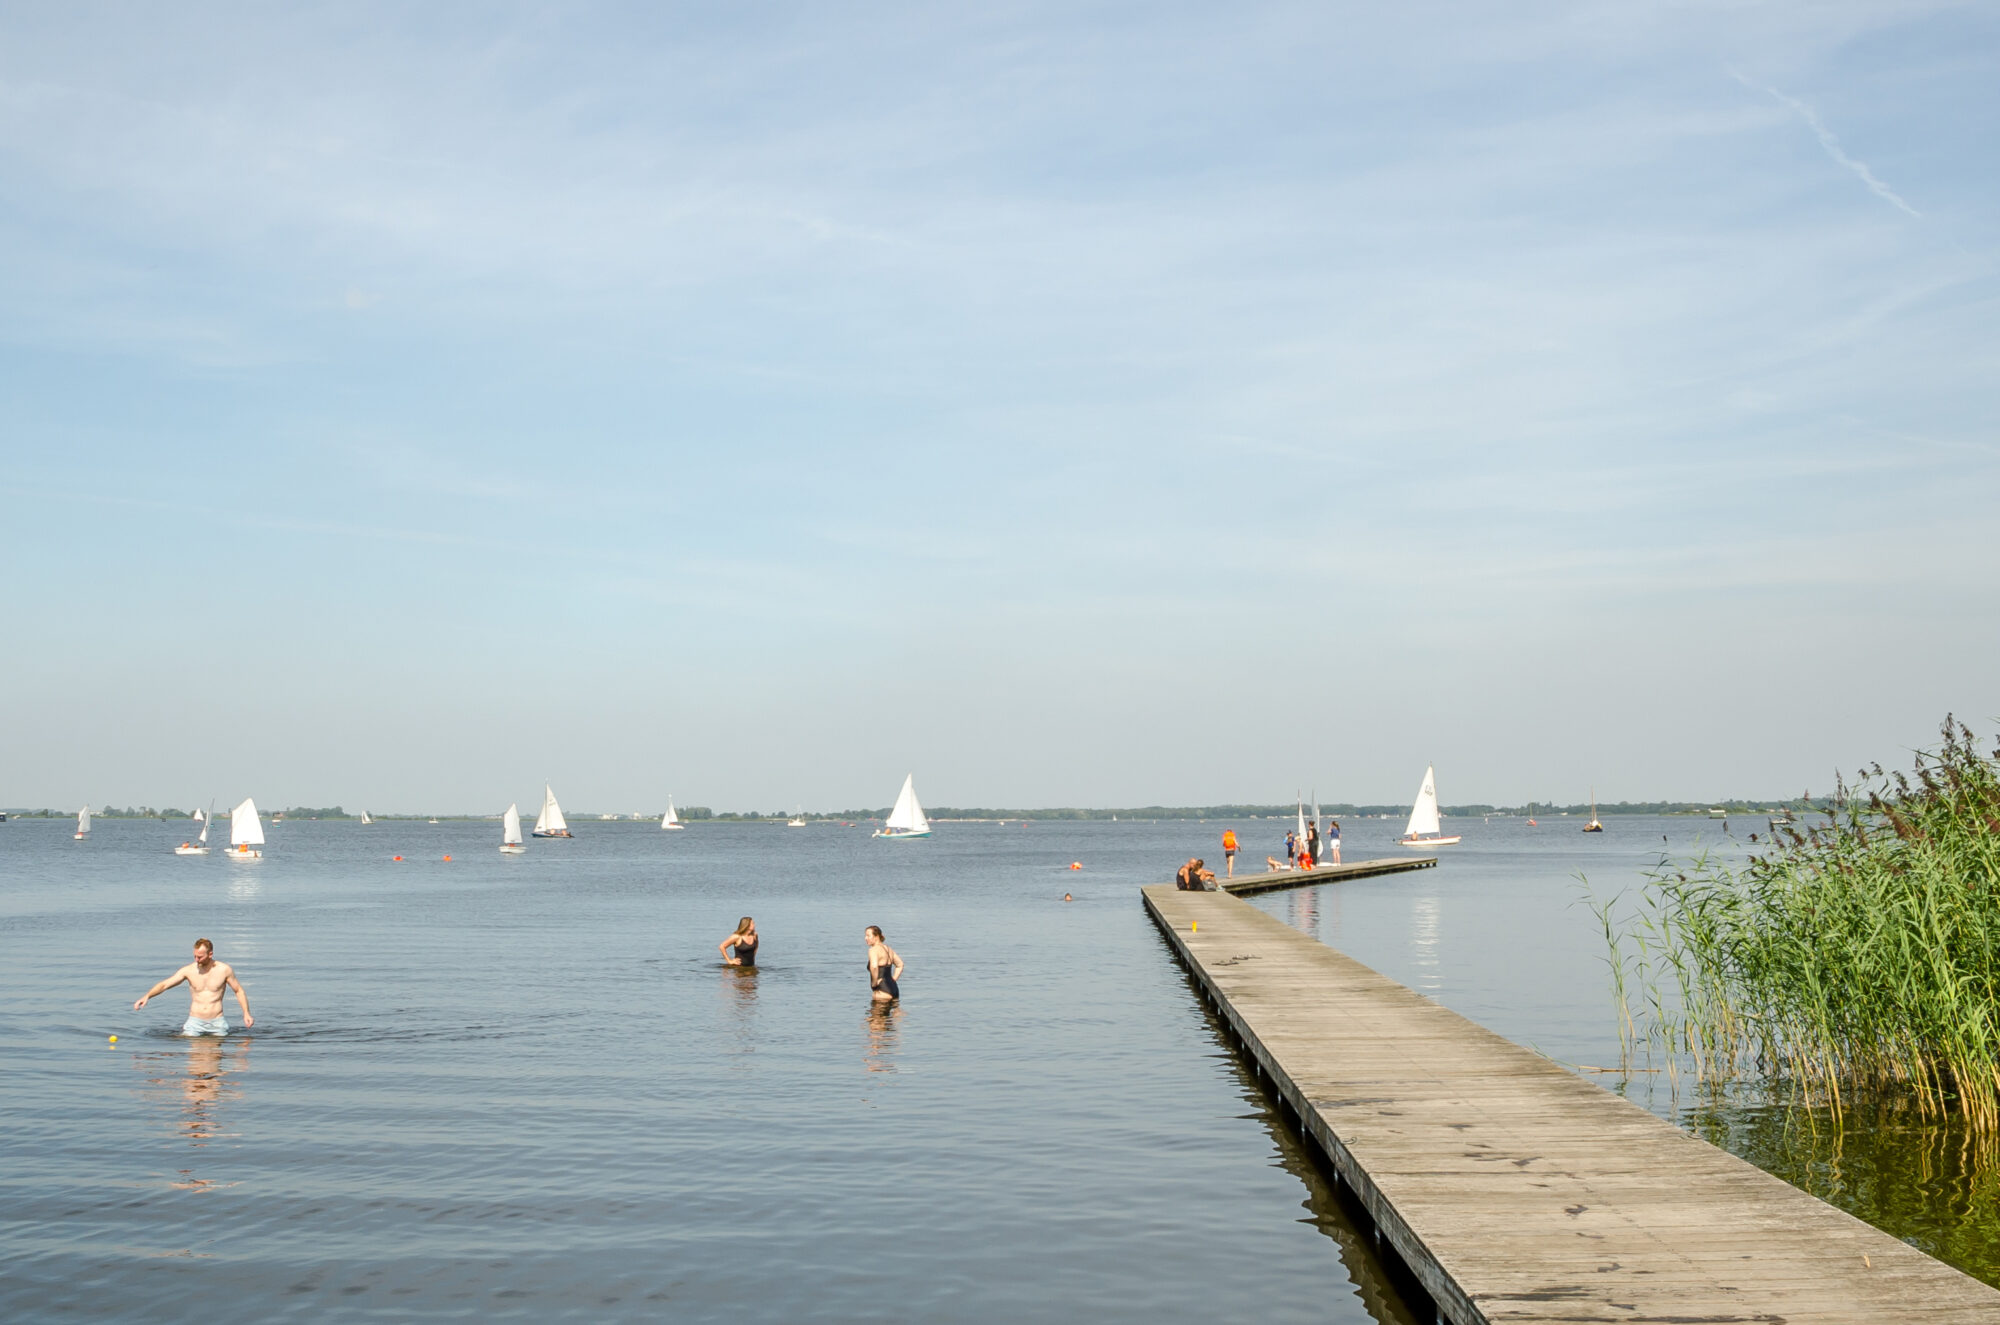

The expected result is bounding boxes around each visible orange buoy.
[442,854,452,861]
[393,855,404,861]
[1069,861,1082,870]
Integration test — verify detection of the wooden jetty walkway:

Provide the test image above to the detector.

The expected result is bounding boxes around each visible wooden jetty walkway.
[1144,883,2000,1323]
[1221,855,1435,897]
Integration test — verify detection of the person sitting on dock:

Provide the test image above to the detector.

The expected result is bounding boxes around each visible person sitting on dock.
[1266,855,1289,872]
[1175,858,1216,890]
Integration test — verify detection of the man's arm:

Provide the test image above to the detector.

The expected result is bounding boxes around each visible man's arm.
[134,966,190,1010]
[226,968,254,1027]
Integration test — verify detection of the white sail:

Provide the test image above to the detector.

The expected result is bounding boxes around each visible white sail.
[1296,794,1306,849]
[502,803,523,846]
[193,807,205,823]
[1312,792,1323,848]
[230,797,265,846]
[662,797,679,829]
[534,784,568,835]
[360,810,372,825]
[885,774,928,834]
[77,805,91,835]
[1404,766,1441,839]
[198,812,210,844]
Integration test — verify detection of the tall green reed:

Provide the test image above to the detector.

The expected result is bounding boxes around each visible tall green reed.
[1603,717,2000,1131]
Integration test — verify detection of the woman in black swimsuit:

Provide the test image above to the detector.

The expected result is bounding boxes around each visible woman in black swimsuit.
[864,925,902,1001]
[719,916,758,966]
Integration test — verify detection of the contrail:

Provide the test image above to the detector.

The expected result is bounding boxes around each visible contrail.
[1730,69,1919,217]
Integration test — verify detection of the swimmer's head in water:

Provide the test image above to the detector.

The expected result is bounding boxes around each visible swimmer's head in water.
[865,925,884,942]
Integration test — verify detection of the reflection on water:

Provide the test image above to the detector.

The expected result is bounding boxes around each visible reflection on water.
[862,999,901,1074]
[1681,1089,2000,1288]
[1408,896,1439,993]
[136,1035,250,1192]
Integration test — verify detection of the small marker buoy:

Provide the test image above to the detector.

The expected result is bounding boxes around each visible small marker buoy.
[442,854,452,861]
[1069,861,1082,870]
[108,1035,117,1043]
[393,855,404,861]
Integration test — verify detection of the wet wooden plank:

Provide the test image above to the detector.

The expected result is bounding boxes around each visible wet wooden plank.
[1142,884,2000,1324]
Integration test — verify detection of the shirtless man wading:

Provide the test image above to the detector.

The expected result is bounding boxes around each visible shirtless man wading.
[133,938,253,1035]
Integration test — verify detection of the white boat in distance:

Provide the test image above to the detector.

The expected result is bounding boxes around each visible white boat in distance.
[532,784,572,838]
[227,797,265,858]
[500,803,527,854]
[1399,765,1461,848]
[175,803,213,855]
[788,805,807,827]
[360,810,373,825]
[873,774,932,840]
[74,805,90,839]
[661,797,683,830]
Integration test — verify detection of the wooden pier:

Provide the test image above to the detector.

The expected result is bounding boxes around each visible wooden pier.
[1221,855,1435,897]
[1143,884,2000,1323]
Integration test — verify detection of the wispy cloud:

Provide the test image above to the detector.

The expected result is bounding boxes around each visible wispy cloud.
[1732,69,1919,217]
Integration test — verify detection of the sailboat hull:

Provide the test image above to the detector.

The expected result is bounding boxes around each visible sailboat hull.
[872,828,932,840]
[74,833,89,840]
[662,824,684,831]
[499,844,527,854]
[1399,835,1461,847]
[174,846,210,855]
[226,848,263,859]
[530,829,572,838]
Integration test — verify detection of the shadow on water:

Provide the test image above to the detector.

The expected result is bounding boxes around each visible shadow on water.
[1161,935,1430,1325]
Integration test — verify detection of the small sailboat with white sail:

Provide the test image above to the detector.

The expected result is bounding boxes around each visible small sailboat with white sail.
[226,797,265,858]
[360,810,373,825]
[872,774,932,840]
[661,797,684,830]
[500,803,527,854]
[1399,765,1461,848]
[176,803,214,855]
[788,805,807,827]
[1583,787,1604,833]
[74,805,90,840]
[532,784,572,838]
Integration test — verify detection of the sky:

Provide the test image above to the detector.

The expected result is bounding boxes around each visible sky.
[2,1,1996,814]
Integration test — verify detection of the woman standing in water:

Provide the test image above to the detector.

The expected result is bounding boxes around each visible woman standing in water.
[864,925,903,1001]
[719,916,759,966]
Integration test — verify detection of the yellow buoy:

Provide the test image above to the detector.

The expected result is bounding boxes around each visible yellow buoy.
[1191,922,1197,932]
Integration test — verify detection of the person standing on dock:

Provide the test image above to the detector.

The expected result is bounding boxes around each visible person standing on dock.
[1304,819,1320,867]
[1285,830,1296,866]
[1325,819,1341,864]
[1221,828,1238,878]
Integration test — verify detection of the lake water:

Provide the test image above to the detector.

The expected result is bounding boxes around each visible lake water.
[4,812,1990,1321]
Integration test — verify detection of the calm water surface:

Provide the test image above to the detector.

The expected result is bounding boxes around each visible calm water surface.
[3,817,1420,1323]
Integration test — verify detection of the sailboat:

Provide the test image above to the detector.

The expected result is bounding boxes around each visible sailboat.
[788,805,807,827]
[1295,793,1308,866]
[872,774,932,840]
[532,784,572,838]
[193,807,205,823]
[175,803,213,855]
[661,796,684,830]
[226,797,265,858]
[1399,765,1461,847]
[360,810,373,825]
[1583,788,1604,833]
[500,803,527,854]
[74,805,90,839]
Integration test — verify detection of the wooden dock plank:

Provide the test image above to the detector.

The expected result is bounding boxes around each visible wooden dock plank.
[1221,855,1436,896]
[1142,884,2000,1324]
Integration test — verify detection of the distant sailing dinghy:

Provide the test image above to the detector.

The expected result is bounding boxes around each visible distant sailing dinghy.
[1399,766,1461,848]
[500,803,527,854]
[1583,787,1604,833]
[175,804,213,855]
[872,774,932,840]
[74,805,90,840]
[532,784,572,838]
[360,810,373,825]
[227,797,265,858]
[661,797,684,831]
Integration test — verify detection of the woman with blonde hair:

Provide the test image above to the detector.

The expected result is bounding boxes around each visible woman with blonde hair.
[718,916,758,966]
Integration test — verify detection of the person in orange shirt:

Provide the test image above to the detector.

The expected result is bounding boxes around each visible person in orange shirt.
[1221,828,1238,878]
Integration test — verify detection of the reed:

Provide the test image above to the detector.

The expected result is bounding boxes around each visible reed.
[1607,717,2000,1131]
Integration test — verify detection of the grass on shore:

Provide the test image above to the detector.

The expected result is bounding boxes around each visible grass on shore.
[1598,717,2000,1131]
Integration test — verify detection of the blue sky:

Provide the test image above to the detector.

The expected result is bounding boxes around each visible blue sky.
[2,2,1995,813]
